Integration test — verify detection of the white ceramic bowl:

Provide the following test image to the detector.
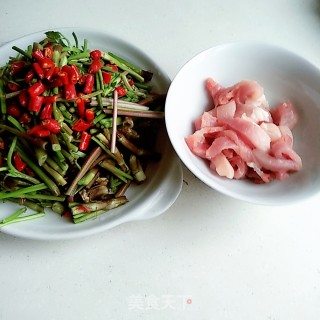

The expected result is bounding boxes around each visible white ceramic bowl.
[165,42,320,205]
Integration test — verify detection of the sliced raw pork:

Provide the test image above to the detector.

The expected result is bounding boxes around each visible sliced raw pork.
[185,78,302,183]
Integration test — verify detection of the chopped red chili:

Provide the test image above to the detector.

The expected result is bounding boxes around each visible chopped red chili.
[32,62,45,79]
[10,61,27,76]
[78,93,90,103]
[70,65,81,83]
[78,74,87,86]
[40,57,55,69]
[42,119,61,133]
[32,49,45,62]
[102,71,112,84]
[83,74,94,94]
[76,98,85,118]
[88,59,102,74]
[90,50,102,60]
[72,118,93,132]
[25,69,35,83]
[25,166,35,177]
[27,124,51,137]
[62,65,81,84]
[115,86,127,97]
[13,152,27,172]
[49,78,63,88]
[45,65,55,81]
[58,71,69,85]
[28,81,45,97]
[43,95,58,104]
[19,91,29,107]
[28,95,44,112]
[64,82,77,100]
[7,82,20,91]
[7,104,22,117]
[19,112,32,124]
[105,64,118,72]
[40,102,53,120]
[79,131,91,150]
[44,45,53,59]
[85,109,95,123]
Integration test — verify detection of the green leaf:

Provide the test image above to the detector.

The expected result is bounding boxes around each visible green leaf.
[45,31,71,47]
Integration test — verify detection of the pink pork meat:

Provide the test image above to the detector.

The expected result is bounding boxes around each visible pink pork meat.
[185,78,302,183]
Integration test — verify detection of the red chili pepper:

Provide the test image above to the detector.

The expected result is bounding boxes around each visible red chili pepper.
[115,86,127,97]
[58,71,69,85]
[76,98,85,118]
[10,61,27,76]
[30,130,51,138]
[25,69,35,83]
[25,166,35,177]
[32,49,44,62]
[40,102,53,120]
[48,78,63,89]
[64,82,77,100]
[43,95,58,103]
[70,65,81,83]
[85,109,95,123]
[101,71,112,84]
[7,82,20,91]
[77,205,91,213]
[78,93,90,103]
[61,65,70,73]
[42,119,61,133]
[83,74,94,94]
[72,118,93,131]
[62,211,72,219]
[53,66,60,75]
[61,65,81,84]
[27,124,51,137]
[105,64,118,72]
[44,45,53,59]
[90,50,102,60]
[45,65,55,81]
[28,81,45,97]
[129,79,134,86]
[78,75,87,86]
[88,59,102,74]
[79,131,91,150]
[13,152,27,172]
[33,62,45,79]
[28,95,44,112]
[18,91,29,107]
[7,104,22,117]
[40,57,55,69]
[19,112,32,124]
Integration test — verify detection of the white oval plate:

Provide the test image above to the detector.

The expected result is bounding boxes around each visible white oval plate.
[165,42,320,205]
[0,28,183,240]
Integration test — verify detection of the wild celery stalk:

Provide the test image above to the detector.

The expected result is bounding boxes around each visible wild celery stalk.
[15,144,61,196]
[0,206,45,228]
[0,78,6,116]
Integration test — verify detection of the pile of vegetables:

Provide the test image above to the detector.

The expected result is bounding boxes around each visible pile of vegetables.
[0,31,165,227]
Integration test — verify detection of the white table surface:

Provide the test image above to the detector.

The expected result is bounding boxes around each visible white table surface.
[1,1,320,319]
